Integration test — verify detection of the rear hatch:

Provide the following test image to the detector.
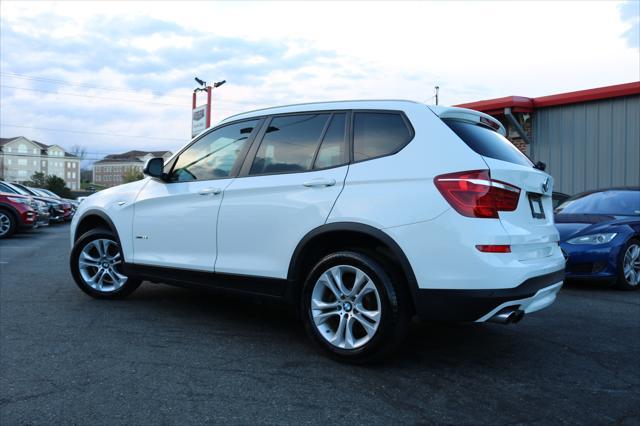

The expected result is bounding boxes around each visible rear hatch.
[432,106,559,258]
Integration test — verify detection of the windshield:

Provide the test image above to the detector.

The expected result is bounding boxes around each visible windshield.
[0,182,19,194]
[31,188,49,197]
[443,119,534,167]
[556,190,640,216]
[1,182,31,196]
[38,188,60,198]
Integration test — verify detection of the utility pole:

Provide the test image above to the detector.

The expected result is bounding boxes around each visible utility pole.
[192,77,226,137]
[435,86,440,105]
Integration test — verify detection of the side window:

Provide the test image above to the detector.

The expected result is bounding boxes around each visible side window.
[353,112,412,162]
[169,120,260,182]
[250,114,330,175]
[313,113,347,169]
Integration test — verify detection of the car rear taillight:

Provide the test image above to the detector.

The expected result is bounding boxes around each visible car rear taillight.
[434,170,520,219]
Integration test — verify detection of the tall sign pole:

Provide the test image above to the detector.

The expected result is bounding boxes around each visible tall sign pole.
[206,86,212,128]
[192,77,226,138]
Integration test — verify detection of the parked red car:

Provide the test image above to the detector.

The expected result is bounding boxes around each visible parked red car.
[9,182,73,221]
[0,192,37,238]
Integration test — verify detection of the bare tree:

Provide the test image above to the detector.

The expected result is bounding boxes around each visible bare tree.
[69,145,87,159]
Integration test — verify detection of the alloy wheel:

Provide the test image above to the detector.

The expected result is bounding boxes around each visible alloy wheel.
[78,238,127,292]
[0,212,11,236]
[311,265,382,350]
[623,243,640,286]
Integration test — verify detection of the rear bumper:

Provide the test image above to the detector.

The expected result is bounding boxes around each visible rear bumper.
[385,209,565,291]
[413,269,564,322]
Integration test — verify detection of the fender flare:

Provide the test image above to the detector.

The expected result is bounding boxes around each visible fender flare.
[287,222,419,300]
[0,202,21,225]
[74,209,121,245]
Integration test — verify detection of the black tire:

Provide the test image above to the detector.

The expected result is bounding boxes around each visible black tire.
[300,251,411,363]
[0,208,17,239]
[615,238,640,291]
[70,228,142,299]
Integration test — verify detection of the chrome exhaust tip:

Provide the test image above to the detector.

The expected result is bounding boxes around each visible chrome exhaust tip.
[488,307,525,324]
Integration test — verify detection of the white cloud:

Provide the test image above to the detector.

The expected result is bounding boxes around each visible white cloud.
[129,33,193,52]
[1,0,638,160]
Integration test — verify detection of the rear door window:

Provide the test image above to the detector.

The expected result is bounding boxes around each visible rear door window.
[443,119,533,167]
[313,113,347,169]
[250,113,330,175]
[353,112,412,162]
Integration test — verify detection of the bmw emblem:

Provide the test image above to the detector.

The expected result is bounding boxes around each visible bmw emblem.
[541,178,550,194]
[343,302,352,312]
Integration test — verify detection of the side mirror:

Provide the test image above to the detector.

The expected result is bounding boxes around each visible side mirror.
[143,157,165,180]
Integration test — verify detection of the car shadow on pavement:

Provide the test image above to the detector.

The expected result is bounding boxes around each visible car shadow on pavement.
[118,281,519,368]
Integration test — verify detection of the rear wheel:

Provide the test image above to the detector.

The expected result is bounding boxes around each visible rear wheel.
[0,209,17,239]
[616,238,640,290]
[301,251,410,363]
[70,229,141,299]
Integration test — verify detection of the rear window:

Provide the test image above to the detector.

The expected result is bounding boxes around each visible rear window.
[444,119,533,167]
[353,112,412,162]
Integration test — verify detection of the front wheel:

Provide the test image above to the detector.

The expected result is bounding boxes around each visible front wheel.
[70,229,141,299]
[616,238,640,290]
[0,209,17,239]
[300,251,410,363]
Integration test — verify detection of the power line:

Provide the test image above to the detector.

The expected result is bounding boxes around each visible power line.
[1,85,188,107]
[1,123,185,142]
[0,72,258,107]
[0,71,188,101]
[424,94,436,103]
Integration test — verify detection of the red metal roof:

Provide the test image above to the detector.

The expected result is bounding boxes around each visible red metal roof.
[455,81,640,115]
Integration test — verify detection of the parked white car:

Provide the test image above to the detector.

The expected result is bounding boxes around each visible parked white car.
[69,100,565,362]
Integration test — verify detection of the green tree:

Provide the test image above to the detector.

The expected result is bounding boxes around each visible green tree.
[44,175,72,198]
[27,172,46,187]
[123,169,144,183]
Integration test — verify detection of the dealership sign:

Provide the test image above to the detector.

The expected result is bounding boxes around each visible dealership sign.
[192,105,208,137]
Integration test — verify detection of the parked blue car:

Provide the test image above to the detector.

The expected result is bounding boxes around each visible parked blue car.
[555,187,640,290]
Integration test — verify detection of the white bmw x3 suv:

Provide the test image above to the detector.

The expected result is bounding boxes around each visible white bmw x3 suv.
[70,100,565,362]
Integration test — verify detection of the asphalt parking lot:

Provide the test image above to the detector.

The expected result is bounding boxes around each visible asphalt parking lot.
[1,224,639,425]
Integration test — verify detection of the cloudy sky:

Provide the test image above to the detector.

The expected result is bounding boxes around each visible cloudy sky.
[1,1,638,163]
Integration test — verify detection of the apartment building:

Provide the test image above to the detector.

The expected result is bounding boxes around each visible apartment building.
[93,150,172,187]
[0,136,81,190]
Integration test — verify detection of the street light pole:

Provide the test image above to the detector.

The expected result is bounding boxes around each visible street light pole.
[193,78,226,133]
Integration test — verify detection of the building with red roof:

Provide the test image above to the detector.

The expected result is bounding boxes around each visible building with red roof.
[455,82,640,194]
